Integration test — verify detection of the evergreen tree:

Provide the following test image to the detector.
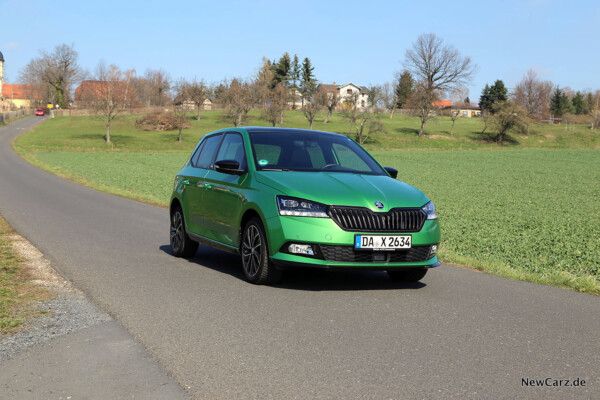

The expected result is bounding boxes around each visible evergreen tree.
[479,84,492,111]
[272,53,292,88]
[290,54,300,88]
[299,57,316,106]
[550,86,572,116]
[572,91,587,115]
[479,80,508,112]
[464,96,471,104]
[395,70,414,109]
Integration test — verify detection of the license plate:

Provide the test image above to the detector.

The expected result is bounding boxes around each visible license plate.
[354,235,412,251]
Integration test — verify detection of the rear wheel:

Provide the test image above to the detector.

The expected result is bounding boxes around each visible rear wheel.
[241,217,282,285]
[387,269,427,282]
[170,206,198,258]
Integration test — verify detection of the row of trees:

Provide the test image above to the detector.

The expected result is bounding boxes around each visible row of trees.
[18,39,600,145]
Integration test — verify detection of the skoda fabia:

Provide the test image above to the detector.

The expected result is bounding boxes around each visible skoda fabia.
[170,127,440,284]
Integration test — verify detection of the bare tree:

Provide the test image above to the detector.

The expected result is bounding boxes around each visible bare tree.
[220,78,255,127]
[323,88,340,123]
[404,33,476,136]
[380,82,398,118]
[342,92,384,145]
[491,101,527,145]
[262,83,288,127]
[511,69,553,134]
[144,68,171,106]
[590,90,600,130]
[302,85,326,129]
[19,43,82,109]
[186,79,211,120]
[448,87,468,136]
[77,62,134,143]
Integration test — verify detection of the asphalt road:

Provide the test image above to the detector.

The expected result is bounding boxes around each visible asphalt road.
[1,116,599,399]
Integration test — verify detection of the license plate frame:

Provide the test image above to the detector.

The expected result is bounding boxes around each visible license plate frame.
[354,234,412,251]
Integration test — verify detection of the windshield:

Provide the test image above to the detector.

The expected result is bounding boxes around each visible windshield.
[249,130,386,175]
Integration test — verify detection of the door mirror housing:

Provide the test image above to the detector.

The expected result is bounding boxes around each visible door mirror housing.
[215,159,246,175]
[384,167,398,179]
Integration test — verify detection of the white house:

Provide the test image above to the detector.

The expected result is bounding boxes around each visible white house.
[319,82,369,110]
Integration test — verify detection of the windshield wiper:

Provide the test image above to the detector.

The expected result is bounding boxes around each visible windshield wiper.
[261,168,291,171]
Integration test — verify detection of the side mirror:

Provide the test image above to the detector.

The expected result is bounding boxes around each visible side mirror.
[215,159,246,175]
[384,167,398,179]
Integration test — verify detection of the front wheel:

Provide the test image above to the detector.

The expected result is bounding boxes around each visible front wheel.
[387,269,427,282]
[170,206,199,258]
[241,218,282,285]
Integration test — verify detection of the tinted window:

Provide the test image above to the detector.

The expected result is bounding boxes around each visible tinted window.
[216,133,246,169]
[195,134,222,169]
[249,131,385,175]
[332,143,371,171]
[190,141,205,166]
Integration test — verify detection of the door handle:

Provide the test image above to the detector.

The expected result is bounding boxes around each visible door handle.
[204,183,212,189]
[182,179,190,186]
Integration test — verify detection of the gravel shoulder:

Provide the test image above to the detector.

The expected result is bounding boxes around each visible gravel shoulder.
[1,232,111,360]
[0,226,187,399]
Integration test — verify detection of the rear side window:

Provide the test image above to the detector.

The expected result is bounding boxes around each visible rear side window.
[194,134,222,169]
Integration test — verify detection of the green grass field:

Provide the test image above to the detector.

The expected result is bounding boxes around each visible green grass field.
[13,111,600,294]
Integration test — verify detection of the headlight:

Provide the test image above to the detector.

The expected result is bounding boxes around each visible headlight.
[277,196,329,218]
[421,201,437,220]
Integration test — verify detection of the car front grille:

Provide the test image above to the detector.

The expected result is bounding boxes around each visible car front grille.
[328,206,427,232]
[318,245,433,263]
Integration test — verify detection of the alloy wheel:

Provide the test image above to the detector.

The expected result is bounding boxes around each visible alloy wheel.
[242,225,262,277]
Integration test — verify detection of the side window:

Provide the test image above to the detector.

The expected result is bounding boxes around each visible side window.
[195,134,222,169]
[332,143,371,172]
[306,144,326,168]
[190,141,205,167]
[215,133,246,169]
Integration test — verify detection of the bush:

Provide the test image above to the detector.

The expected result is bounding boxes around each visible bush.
[135,112,190,131]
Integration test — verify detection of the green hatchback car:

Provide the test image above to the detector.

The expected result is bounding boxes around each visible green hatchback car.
[170,127,440,284]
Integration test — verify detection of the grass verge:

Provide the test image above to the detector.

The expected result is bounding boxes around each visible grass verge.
[0,216,52,336]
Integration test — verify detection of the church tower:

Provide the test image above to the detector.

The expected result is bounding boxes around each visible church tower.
[0,50,4,97]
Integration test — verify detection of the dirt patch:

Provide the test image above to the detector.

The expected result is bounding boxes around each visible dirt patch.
[8,234,74,295]
[425,135,454,140]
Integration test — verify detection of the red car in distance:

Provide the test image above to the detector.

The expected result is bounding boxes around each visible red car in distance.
[35,108,45,116]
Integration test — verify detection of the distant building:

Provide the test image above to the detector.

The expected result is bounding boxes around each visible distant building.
[75,80,139,108]
[458,103,481,118]
[318,82,370,110]
[432,99,452,109]
[0,51,45,110]
[1,83,45,110]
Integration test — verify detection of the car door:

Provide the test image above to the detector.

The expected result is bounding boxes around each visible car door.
[181,133,223,236]
[200,132,249,247]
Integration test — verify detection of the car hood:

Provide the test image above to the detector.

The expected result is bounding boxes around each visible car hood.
[255,171,429,211]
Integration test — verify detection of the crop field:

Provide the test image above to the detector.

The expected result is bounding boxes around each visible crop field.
[29,148,600,294]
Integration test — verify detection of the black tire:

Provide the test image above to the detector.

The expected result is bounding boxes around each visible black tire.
[170,206,199,258]
[241,217,282,285]
[387,269,427,282]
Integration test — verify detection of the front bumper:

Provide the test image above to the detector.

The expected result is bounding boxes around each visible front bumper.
[266,215,441,269]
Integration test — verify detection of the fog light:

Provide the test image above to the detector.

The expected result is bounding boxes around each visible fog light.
[429,244,438,258]
[288,244,315,256]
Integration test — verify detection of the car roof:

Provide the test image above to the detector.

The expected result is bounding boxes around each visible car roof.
[243,126,345,138]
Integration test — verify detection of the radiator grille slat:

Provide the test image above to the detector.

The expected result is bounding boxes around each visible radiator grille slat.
[328,207,426,232]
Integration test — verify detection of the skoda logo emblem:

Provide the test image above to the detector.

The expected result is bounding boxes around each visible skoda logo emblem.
[375,201,385,209]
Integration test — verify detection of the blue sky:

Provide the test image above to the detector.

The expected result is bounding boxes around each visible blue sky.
[1,0,599,99]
